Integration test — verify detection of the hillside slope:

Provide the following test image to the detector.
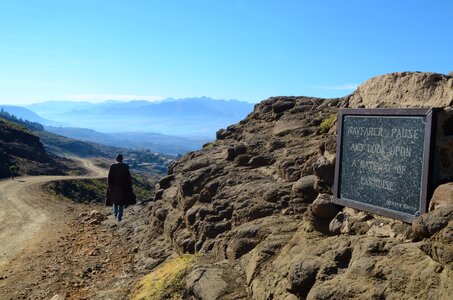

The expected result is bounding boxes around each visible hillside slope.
[35,130,172,175]
[0,105,61,126]
[0,118,69,178]
[0,111,171,178]
[135,72,452,299]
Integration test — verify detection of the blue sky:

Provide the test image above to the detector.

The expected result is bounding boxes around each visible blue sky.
[0,0,451,104]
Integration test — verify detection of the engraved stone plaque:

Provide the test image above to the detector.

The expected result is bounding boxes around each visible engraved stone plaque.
[333,109,435,223]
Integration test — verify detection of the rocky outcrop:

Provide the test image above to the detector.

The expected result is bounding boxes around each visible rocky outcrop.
[345,72,453,109]
[142,72,453,299]
[429,183,453,211]
[148,96,336,256]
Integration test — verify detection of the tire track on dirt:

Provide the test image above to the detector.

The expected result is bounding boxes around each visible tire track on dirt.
[0,158,107,270]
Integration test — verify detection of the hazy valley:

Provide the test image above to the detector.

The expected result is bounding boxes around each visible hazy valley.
[26,97,254,138]
[2,97,253,156]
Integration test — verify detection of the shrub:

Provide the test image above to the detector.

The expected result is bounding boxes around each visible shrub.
[319,114,337,133]
[203,142,216,149]
[9,165,18,175]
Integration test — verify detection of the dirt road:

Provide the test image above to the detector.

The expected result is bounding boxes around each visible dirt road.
[0,159,153,299]
[0,158,107,269]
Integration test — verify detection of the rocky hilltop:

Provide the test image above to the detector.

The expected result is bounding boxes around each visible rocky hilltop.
[135,72,453,299]
[347,71,453,108]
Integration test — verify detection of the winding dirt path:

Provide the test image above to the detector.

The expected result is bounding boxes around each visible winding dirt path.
[0,159,148,299]
[0,158,107,270]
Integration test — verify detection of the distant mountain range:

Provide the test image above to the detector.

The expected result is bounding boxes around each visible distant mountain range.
[26,97,254,138]
[0,97,253,155]
[45,126,208,156]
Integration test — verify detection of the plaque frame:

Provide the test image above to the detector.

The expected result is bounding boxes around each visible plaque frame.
[333,108,435,223]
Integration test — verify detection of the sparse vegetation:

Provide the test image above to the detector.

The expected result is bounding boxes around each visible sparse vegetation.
[0,117,31,134]
[202,141,216,149]
[43,173,158,204]
[9,165,18,176]
[319,113,337,133]
[132,173,160,201]
[131,255,197,300]
[43,178,106,204]
[0,109,44,131]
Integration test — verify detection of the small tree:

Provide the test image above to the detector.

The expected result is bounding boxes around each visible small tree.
[9,165,17,179]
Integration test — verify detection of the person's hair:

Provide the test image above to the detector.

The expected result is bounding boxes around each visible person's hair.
[116,154,123,162]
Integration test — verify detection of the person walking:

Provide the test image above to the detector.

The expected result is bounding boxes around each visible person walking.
[105,154,136,221]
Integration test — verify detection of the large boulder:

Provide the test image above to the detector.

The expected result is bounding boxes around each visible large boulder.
[313,155,335,186]
[185,267,227,299]
[272,100,295,113]
[292,175,318,202]
[412,205,453,241]
[289,260,320,297]
[429,182,453,211]
[311,193,342,220]
[347,72,453,109]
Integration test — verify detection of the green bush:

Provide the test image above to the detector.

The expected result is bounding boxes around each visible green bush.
[9,165,18,176]
[319,114,337,133]
[203,142,216,149]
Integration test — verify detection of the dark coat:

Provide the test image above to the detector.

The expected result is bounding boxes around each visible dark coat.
[105,163,136,206]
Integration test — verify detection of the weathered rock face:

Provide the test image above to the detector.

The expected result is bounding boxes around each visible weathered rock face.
[151,96,337,255]
[142,72,453,299]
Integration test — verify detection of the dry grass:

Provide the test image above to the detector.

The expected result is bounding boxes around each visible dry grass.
[130,255,197,300]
